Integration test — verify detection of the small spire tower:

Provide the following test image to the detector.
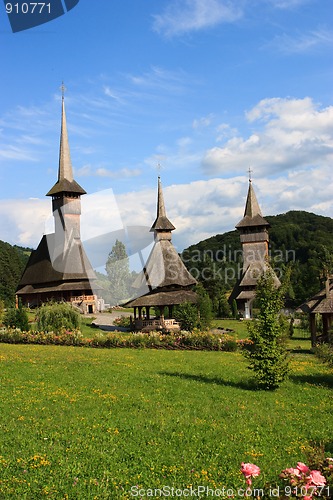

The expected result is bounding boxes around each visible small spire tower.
[236,178,270,273]
[126,176,197,330]
[229,176,279,318]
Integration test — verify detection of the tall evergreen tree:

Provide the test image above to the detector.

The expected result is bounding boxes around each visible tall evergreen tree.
[244,267,290,390]
[105,240,131,305]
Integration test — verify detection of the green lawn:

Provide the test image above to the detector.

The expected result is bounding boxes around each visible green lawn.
[214,318,311,342]
[0,343,332,499]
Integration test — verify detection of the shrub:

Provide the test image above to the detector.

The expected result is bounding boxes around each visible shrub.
[244,268,290,390]
[314,343,333,367]
[174,302,198,332]
[3,301,29,331]
[36,302,81,333]
[113,315,131,328]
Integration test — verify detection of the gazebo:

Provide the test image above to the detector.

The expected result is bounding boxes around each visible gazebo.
[126,177,197,331]
[298,276,333,346]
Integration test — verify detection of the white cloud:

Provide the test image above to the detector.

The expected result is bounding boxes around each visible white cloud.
[153,0,243,37]
[2,169,333,258]
[75,165,142,179]
[127,66,188,96]
[268,28,333,54]
[0,198,49,247]
[103,86,122,102]
[192,114,214,129]
[202,97,333,176]
[0,146,37,161]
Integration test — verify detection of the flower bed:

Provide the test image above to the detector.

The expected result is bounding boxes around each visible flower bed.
[240,459,333,499]
[0,327,252,351]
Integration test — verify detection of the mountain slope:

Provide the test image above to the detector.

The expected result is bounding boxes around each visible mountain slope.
[182,211,333,305]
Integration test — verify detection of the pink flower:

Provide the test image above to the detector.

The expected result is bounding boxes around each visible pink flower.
[241,462,261,479]
[303,496,312,500]
[283,467,301,477]
[309,470,326,486]
[297,462,310,474]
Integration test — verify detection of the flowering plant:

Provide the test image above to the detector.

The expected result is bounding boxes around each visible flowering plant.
[241,462,261,486]
[240,459,332,499]
[279,460,329,499]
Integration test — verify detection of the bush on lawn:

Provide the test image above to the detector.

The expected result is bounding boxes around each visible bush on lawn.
[36,302,81,333]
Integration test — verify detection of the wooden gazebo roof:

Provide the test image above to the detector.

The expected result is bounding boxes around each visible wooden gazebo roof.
[126,177,197,309]
[298,278,333,315]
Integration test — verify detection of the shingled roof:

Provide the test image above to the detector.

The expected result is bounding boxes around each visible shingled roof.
[16,234,96,295]
[126,177,197,308]
[236,180,270,229]
[46,96,86,197]
[298,278,333,315]
[150,176,175,232]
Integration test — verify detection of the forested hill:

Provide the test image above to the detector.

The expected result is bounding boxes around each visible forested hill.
[0,241,31,305]
[1,211,333,308]
[183,210,333,306]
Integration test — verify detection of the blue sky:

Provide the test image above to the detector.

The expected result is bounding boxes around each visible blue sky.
[0,0,332,257]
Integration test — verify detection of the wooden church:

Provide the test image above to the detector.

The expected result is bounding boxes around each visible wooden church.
[125,177,198,330]
[16,93,98,313]
[229,178,280,318]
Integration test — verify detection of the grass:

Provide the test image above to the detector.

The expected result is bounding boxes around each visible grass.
[0,343,332,499]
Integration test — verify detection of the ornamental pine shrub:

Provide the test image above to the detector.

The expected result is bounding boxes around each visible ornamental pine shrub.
[314,343,333,367]
[174,302,198,331]
[36,302,81,333]
[3,300,29,331]
[244,267,290,390]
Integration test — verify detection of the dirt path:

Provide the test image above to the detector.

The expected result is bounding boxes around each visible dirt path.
[89,310,132,332]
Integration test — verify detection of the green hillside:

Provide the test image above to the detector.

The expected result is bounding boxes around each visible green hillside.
[0,241,31,305]
[182,211,333,308]
[1,211,332,309]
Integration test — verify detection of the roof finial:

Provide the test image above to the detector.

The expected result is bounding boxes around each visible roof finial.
[248,167,253,182]
[60,82,66,101]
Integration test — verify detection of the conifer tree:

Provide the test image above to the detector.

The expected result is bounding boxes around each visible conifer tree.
[244,267,290,390]
[105,240,131,305]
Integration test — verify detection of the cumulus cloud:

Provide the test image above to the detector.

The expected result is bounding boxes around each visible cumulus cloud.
[153,0,243,37]
[2,169,333,258]
[0,198,49,247]
[202,97,333,176]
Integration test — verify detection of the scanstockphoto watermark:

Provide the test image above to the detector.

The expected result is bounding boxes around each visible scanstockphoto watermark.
[130,485,264,497]
[181,247,296,266]
[180,247,296,284]
[130,485,331,497]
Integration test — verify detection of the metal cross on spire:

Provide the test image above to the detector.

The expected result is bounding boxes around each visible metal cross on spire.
[248,167,253,182]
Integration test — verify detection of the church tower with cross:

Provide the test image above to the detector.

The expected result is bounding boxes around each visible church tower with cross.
[16,88,98,313]
[229,172,280,318]
[125,176,198,330]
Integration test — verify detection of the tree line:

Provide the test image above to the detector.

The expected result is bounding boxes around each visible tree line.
[1,210,333,314]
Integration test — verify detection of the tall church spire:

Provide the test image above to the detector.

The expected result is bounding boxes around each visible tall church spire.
[236,179,269,229]
[46,89,86,197]
[243,179,263,219]
[150,176,175,233]
[58,91,74,184]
